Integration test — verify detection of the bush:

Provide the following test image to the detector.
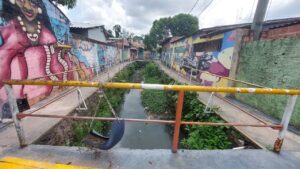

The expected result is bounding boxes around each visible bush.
[144,62,161,80]
[180,92,233,149]
[141,62,169,114]
[181,125,232,149]
[142,90,167,114]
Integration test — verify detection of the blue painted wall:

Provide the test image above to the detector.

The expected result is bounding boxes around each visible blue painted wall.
[42,0,71,44]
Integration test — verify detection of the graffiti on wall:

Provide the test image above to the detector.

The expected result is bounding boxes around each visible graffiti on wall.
[42,0,70,44]
[71,38,98,79]
[161,48,172,67]
[165,31,236,87]
[97,44,106,65]
[106,46,120,66]
[0,0,74,118]
[70,39,122,79]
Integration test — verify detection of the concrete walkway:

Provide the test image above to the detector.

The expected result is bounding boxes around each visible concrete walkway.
[157,61,300,151]
[0,62,130,153]
[1,145,300,169]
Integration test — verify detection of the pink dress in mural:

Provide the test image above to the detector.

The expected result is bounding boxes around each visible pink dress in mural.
[0,18,73,112]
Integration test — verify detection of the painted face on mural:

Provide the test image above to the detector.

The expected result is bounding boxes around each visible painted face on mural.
[15,0,40,22]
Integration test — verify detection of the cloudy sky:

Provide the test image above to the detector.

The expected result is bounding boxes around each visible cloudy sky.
[59,0,300,35]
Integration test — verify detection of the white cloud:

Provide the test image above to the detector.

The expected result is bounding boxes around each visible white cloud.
[60,0,300,35]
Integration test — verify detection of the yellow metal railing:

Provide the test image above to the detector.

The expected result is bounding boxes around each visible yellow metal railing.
[3,80,300,95]
[2,79,299,153]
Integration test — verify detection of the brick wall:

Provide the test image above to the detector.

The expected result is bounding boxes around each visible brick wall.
[243,23,300,42]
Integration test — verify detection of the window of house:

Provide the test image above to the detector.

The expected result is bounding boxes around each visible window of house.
[193,39,223,52]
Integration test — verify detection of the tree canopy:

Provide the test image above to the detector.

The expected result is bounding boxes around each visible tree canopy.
[113,24,122,38]
[144,13,199,51]
[55,0,77,9]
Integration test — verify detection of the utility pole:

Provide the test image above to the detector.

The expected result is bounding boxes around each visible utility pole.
[251,0,270,40]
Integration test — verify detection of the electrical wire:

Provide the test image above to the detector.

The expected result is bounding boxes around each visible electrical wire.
[248,0,257,22]
[265,0,273,20]
[198,0,214,17]
[188,0,200,14]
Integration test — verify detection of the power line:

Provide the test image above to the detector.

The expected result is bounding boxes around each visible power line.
[265,0,273,20]
[248,0,257,22]
[198,0,214,17]
[188,0,200,14]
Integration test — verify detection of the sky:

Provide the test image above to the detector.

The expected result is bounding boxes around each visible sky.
[59,0,300,36]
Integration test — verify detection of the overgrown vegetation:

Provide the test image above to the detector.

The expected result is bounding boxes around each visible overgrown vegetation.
[141,62,176,115]
[57,61,252,149]
[180,92,233,149]
[70,62,139,146]
[144,13,199,51]
[141,62,243,150]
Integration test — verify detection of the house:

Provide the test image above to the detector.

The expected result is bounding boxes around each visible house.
[161,17,300,127]
[160,36,182,67]
[113,38,131,62]
[130,41,144,60]
[70,23,110,43]
[161,17,300,88]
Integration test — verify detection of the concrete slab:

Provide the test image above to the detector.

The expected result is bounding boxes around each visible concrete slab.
[1,145,300,169]
[157,61,300,151]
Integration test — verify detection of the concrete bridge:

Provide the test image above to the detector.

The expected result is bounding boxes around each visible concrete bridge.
[0,61,300,169]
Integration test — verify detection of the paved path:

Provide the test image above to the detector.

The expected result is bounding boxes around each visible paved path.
[157,61,300,151]
[0,62,130,153]
[1,145,300,169]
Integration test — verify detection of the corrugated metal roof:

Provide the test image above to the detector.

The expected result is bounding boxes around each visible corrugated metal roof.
[171,17,300,43]
[70,22,104,29]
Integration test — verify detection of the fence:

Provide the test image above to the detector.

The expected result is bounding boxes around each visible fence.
[2,77,299,153]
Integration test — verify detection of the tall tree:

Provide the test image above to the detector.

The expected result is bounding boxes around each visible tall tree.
[113,24,121,38]
[145,13,199,51]
[169,13,198,36]
[133,35,144,42]
[144,34,155,51]
[55,0,77,9]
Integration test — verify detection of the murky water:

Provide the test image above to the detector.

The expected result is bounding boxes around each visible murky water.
[117,89,172,149]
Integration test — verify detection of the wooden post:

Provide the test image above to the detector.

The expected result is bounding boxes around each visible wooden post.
[4,85,26,147]
[172,90,185,153]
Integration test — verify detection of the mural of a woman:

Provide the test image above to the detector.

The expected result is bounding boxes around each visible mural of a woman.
[0,0,73,115]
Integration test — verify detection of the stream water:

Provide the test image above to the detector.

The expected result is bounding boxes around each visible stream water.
[117,89,172,149]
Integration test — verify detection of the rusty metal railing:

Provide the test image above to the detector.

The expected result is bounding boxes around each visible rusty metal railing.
[2,80,299,153]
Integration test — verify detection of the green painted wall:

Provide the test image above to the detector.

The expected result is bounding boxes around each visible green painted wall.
[236,38,300,127]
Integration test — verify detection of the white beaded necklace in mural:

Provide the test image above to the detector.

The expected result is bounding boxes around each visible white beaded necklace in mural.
[17,16,41,42]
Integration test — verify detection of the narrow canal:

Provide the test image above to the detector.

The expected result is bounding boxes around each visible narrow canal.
[36,61,256,150]
[117,87,172,148]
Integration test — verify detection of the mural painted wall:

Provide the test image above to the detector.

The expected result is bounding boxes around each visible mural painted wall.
[0,0,76,118]
[106,45,121,66]
[70,38,121,79]
[71,38,98,79]
[161,48,172,67]
[0,0,123,119]
[162,31,236,88]
[42,0,70,44]
[236,38,300,127]
[97,44,106,68]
